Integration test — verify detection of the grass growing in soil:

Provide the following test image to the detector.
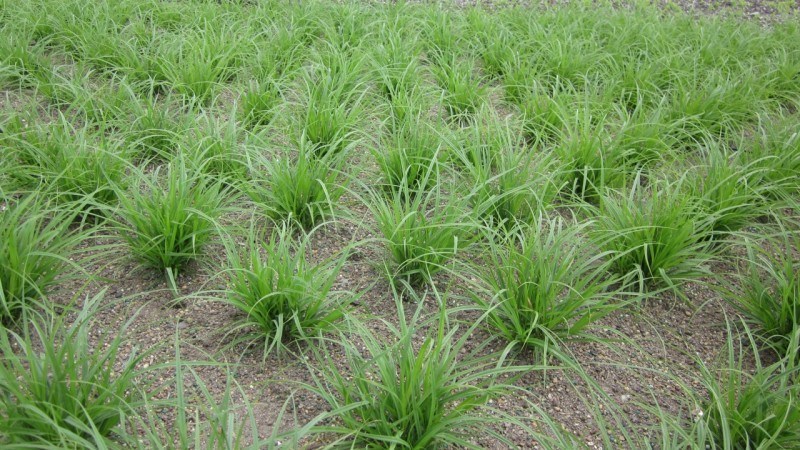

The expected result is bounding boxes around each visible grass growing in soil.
[1,0,799,447]
[221,223,348,356]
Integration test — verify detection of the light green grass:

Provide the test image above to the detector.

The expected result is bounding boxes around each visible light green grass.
[1,0,799,447]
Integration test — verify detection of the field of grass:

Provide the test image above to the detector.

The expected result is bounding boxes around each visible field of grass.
[2,0,800,448]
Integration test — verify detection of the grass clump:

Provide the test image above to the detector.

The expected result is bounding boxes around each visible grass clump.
[473,217,624,355]
[434,55,485,119]
[593,177,715,292]
[244,141,344,230]
[0,293,147,447]
[300,61,364,158]
[222,224,346,355]
[305,297,527,448]
[152,24,241,103]
[371,28,421,100]
[744,117,800,201]
[556,124,625,203]
[0,194,83,323]
[366,174,473,288]
[726,226,799,356]
[456,112,565,230]
[688,143,768,236]
[185,114,248,184]
[613,106,677,170]
[116,160,227,281]
[683,325,800,449]
[5,118,128,212]
[125,90,188,160]
[519,86,571,145]
[239,78,282,130]
[373,118,441,198]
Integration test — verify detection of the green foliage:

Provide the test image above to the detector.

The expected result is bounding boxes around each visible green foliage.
[0,28,52,88]
[434,55,485,118]
[373,118,441,198]
[688,143,768,235]
[556,120,626,203]
[690,326,800,449]
[240,78,282,130]
[152,24,242,103]
[0,194,82,323]
[186,114,248,183]
[366,177,474,288]
[727,227,800,356]
[304,297,527,448]
[116,160,227,278]
[0,294,147,447]
[473,217,625,354]
[613,105,677,170]
[519,86,572,144]
[745,117,800,201]
[299,60,364,158]
[2,0,800,445]
[245,140,344,230]
[4,118,128,212]
[455,110,565,230]
[124,90,188,160]
[371,28,421,100]
[223,225,346,355]
[594,177,715,291]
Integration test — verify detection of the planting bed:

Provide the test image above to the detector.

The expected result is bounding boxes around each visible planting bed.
[1,0,799,448]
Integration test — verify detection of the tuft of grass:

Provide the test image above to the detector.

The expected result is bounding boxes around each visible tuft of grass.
[124,89,189,161]
[519,85,572,145]
[365,174,474,288]
[239,78,282,130]
[613,104,677,170]
[115,159,227,281]
[152,24,241,103]
[726,225,799,356]
[472,216,625,355]
[593,176,715,292]
[249,23,306,82]
[5,117,129,212]
[0,194,83,323]
[681,324,800,449]
[455,110,565,230]
[502,60,537,106]
[744,117,800,202]
[434,55,486,119]
[667,71,760,146]
[477,25,516,80]
[221,224,347,355]
[468,151,565,232]
[0,292,148,447]
[384,86,426,135]
[688,142,768,236]
[371,28,421,100]
[0,29,52,89]
[304,294,530,448]
[556,118,626,203]
[643,323,800,449]
[185,114,248,184]
[72,76,135,126]
[299,60,364,158]
[244,140,345,230]
[373,118,441,199]
[424,11,461,62]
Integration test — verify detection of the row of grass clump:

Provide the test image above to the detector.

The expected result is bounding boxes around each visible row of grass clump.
[2,0,800,448]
